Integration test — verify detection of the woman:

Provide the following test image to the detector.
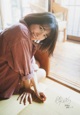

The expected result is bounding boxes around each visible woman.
[0,12,58,104]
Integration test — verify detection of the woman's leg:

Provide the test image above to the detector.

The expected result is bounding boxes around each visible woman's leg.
[36,68,46,82]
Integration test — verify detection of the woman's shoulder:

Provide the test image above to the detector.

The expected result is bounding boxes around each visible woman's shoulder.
[2,23,31,48]
[10,23,29,35]
[17,23,30,38]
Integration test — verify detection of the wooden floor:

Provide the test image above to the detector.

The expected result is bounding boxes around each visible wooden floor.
[49,41,80,92]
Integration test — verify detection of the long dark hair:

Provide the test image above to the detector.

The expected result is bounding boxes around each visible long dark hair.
[23,12,58,56]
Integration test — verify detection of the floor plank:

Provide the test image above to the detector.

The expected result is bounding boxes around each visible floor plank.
[49,41,80,91]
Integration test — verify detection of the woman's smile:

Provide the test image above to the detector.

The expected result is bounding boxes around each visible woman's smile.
[29,24,51,41]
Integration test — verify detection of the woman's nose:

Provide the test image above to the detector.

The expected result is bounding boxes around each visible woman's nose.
[36,32,42,37]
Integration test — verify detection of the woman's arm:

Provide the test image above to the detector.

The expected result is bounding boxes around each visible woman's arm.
[23,72,46,102]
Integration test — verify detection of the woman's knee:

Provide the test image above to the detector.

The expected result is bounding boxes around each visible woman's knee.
[36,68,46,82]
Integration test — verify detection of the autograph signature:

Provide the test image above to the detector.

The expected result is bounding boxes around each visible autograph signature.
[55,96,73,108]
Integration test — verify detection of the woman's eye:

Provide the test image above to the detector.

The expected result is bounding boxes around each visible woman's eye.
[39,26,44,31]
[44,34,47,38]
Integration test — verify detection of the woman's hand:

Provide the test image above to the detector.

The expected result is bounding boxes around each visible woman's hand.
[35,92,46,102]
[30,72,46,102]
[17,88,34,105]
[32,91,46,103]
[17,87,46,104]
[18,72,46,104]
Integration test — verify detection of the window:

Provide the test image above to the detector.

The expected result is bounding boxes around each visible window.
[0,0,49,29]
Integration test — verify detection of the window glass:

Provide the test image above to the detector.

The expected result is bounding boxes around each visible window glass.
[0,0,48,29]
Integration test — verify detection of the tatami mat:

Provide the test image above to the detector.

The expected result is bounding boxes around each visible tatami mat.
[18,79,80,115]
[0,78,80,115]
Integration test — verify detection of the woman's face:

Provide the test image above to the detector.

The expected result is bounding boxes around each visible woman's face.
[29,24,51,41]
